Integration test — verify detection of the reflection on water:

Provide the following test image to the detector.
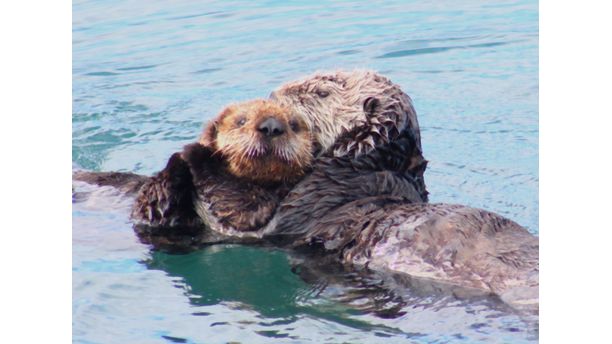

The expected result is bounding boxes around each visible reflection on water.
[73,0,538,342]
[73,190,537,343]
[142,244,538,342]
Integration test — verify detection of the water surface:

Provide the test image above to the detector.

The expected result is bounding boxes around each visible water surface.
[73,0,538,342]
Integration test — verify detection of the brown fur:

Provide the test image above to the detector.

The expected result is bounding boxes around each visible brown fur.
[129,99,314,233]
[75,100,315,234]
[199,99,312,184]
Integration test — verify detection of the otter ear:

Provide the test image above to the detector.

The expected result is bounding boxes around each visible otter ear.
[199,106,234,147]
[199,119,219,147]
[363,97,380,114]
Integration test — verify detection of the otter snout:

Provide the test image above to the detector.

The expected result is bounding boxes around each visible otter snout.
[258,117,285,137]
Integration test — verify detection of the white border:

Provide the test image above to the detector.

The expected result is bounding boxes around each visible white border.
[1,1,71,342]
[541,0,612,342]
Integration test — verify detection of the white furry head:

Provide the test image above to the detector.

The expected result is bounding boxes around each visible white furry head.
[270,70,421,157]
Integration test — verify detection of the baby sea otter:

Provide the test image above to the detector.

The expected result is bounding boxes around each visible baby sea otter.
[133,99,312,235]
[76,99,313,238]
[198,99,312,183]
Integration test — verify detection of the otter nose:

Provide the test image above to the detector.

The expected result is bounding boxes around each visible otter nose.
[258,117,285,137]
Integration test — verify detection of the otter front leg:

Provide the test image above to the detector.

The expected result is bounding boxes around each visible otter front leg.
[329,97,400,157]
[327,98,427,202]
[332,125,428,202]
[131,152,201,229]
[72,170,149,195]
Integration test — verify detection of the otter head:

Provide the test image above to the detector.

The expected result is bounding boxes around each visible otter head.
[269,70,415,156]
[199,99,312,184]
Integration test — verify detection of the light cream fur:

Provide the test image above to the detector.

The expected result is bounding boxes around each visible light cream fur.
[270,70,421,157]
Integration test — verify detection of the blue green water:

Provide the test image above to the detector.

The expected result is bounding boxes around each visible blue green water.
[73,0,538,342]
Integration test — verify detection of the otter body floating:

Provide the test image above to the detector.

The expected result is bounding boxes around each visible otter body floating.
[73,72,537,310]
[264,197,538,311]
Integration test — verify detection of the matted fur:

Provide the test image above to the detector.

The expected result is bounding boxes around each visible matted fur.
[266,198,538,311]
[270,69,421,157]
[271,70,428,200]
[199,99,312,184]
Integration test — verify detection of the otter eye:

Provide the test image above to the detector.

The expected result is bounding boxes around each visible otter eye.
[235,117,246,127]
[289,119,300,132]
[316,89,329,98]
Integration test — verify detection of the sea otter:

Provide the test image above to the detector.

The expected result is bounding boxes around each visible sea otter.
[75,99,313,242]
[73,75,537,309]
[270,70,428,201]
[132,99,314,237]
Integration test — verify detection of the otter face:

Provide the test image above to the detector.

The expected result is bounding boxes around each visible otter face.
[199,99,312,184]
[270,70,398,154]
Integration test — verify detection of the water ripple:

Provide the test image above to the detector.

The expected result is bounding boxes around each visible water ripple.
[116,64,158,71]
[377,41,514,59]
[85,71,119,76]
[193,67,222,74]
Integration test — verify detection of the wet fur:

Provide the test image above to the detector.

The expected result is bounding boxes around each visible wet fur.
[200,99,312,184]
[76,100,312,234]
[117,144,292,251]
[131,100,311,233]
[264,197,538,311]
[271,70,428,200]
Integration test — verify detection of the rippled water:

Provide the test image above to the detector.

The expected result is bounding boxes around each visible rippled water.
[73,0,538,342]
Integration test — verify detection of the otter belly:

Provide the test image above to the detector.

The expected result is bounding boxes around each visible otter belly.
[287,199,539,311]
[359,203,539,310]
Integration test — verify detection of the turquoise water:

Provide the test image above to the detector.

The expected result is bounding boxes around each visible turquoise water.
[73,0,538,342]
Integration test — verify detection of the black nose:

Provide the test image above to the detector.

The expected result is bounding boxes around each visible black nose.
[258,117,285,137]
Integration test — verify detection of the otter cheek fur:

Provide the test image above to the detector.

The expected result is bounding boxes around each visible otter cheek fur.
[200,99,313,184]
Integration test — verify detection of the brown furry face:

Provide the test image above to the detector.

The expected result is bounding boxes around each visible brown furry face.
[269,70,415,156]
[199,99,312,184]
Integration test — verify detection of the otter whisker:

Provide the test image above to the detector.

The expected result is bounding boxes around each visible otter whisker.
[211,148,225,157]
